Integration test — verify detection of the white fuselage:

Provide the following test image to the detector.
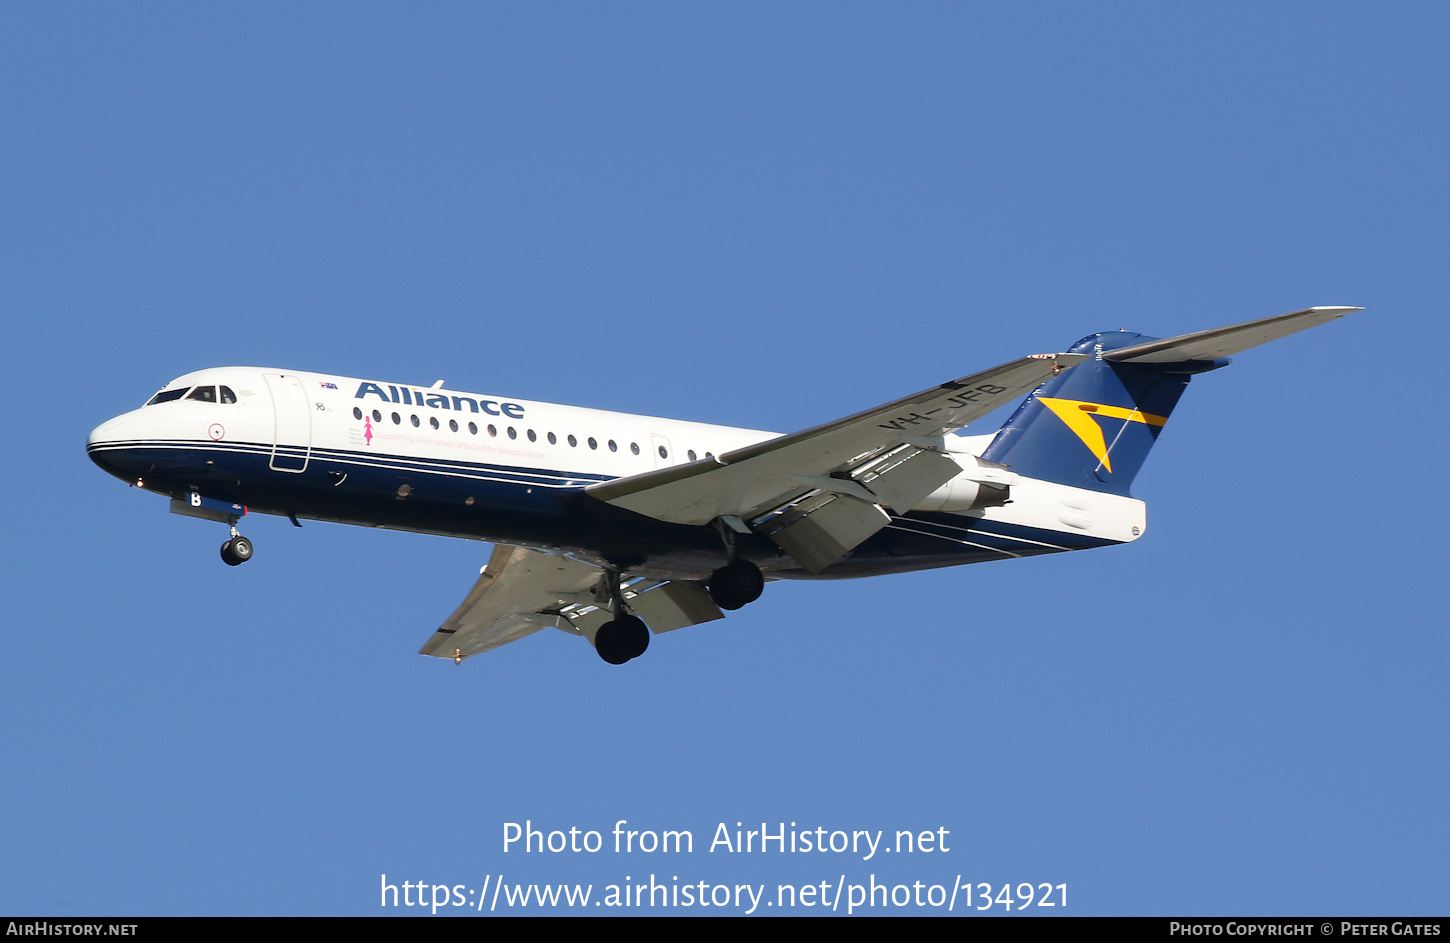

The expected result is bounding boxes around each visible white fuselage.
[88,366,1145,579]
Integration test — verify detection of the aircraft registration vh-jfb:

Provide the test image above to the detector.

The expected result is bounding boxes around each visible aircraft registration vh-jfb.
[88,306,1357,666]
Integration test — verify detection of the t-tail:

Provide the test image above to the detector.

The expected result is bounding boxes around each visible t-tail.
[981,306,1362,497]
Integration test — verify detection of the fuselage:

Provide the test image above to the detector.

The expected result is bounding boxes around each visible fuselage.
[87,367,1144,581]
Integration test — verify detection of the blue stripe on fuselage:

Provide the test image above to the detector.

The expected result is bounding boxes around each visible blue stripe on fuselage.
[88,439,1122,580]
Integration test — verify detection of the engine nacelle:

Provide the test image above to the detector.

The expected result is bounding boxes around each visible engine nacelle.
[911,456,1016,512]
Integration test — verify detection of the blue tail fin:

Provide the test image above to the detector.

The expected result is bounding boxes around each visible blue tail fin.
[980,331,1224,496]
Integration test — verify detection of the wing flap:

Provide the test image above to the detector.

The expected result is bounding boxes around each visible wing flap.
[762,492,893,573]
[627,582,724,633]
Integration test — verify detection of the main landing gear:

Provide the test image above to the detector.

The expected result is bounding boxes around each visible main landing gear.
[220,525,254,566]
[707,559,764,611]
[589,558,764,665]
[594,613,650,665]
[592,570,651,665]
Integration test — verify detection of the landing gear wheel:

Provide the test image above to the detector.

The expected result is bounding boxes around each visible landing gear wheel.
[594,622,631,665]
[707,559,764,610]
[613,614,650,660]
[594,614,649,664]
[220,536,254,566]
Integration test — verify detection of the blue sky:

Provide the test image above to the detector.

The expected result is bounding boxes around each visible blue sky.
[1,3,1445,916]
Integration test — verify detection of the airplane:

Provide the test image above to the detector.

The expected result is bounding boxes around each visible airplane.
[87,306,1358,666]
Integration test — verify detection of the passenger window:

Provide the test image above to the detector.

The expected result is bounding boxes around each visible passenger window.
[568,435,578,447]
[430,417,440,430]
[588,437,597,450]
[608,440,618,452]
[353,407,363,420]
[688,450,697,461]
[630,442,640,455]
[508,427,517,439]
[488,424,497,437]
[468,422,478,435]
[658,445,667,459]
[547,432,557,445]
[219,386,237,404]
[411,415,420,427]
[392,412,401,425]
[373,410,382,422]
[449,419,458,432]
[527,429,536,442]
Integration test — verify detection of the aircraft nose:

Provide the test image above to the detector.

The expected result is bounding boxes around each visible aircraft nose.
[87,413,144,481]
[88,413,138,447]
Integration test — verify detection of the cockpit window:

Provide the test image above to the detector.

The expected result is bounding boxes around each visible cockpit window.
[146,388,190,406]
[219,386,236,404]
[186,386,217,403]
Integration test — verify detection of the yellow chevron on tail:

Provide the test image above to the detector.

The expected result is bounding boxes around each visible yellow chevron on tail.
[1036,397,1169,473]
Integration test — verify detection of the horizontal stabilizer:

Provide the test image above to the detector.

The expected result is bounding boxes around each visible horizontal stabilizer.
[1104,306,1362,364]
[983,305,1359,495]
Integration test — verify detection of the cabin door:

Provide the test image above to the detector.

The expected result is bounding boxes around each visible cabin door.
[265,374,312,472]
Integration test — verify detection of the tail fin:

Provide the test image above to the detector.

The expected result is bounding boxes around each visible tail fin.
[980,331,1202,496]
[981,307,1360,496]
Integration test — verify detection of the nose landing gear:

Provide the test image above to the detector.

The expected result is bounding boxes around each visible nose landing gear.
[220,526,254,566]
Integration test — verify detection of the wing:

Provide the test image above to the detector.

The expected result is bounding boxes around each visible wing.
[1104,306,1363,363]
[586,352,1084,572]
[418,544,601,660]
[419,544,725,661]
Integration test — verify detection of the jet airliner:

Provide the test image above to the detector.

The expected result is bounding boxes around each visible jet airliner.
[87,307,1357,665]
